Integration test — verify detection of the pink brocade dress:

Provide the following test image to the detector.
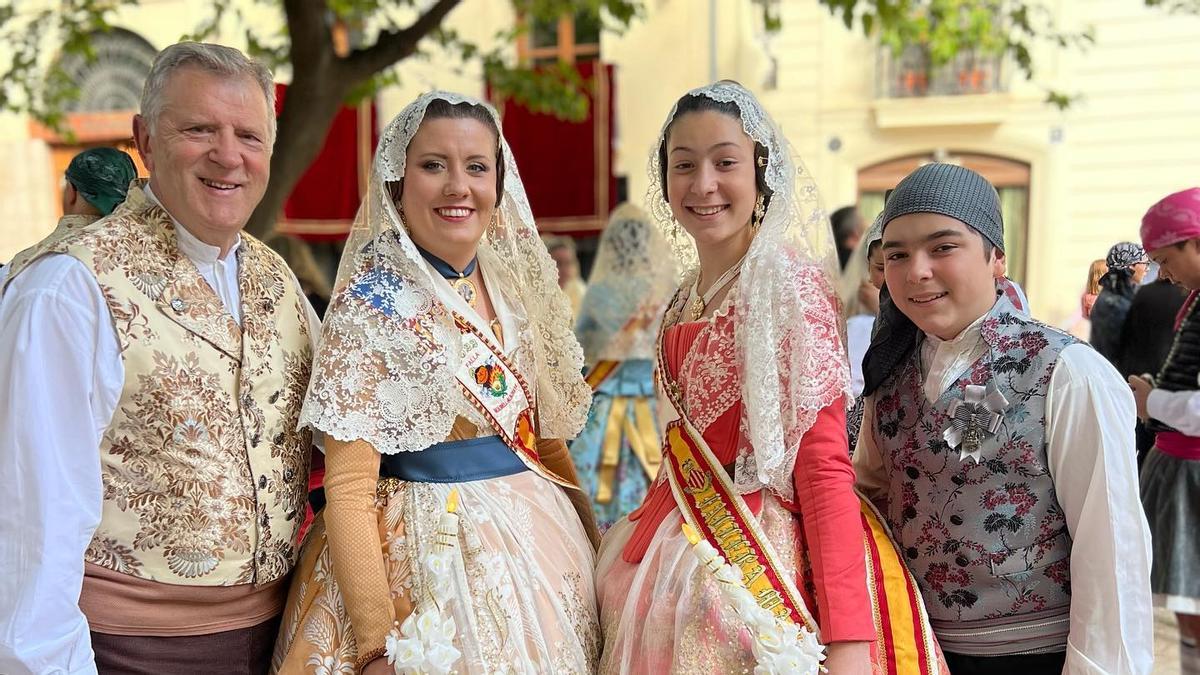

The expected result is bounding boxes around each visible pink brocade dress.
[594,308,877,673]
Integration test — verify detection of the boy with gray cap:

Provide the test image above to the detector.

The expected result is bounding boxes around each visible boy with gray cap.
[853,163,1152,674]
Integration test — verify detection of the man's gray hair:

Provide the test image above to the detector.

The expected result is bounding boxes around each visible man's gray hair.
[140,42,276,145]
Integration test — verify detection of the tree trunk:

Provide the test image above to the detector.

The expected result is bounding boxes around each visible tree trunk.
[244,0,451,238]
[245,67,353,239]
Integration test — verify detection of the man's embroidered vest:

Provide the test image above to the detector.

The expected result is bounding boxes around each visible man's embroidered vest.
[14,188,313,586]
[872,295,1078,651]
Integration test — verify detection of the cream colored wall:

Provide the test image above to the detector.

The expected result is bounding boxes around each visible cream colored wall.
[602,0,768,205]
[760,0,1200,327]
[4,0,1198,329]
[0,137,55,258]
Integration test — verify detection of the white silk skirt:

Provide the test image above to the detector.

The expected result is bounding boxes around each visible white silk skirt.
[273,473,598,674]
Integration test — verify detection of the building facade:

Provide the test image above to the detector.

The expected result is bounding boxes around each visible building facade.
[1,0,1198,327]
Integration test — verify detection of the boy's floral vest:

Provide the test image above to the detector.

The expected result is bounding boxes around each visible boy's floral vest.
[872,294,1079,654]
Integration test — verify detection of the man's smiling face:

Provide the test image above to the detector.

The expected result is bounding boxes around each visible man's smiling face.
[135,66,271,253]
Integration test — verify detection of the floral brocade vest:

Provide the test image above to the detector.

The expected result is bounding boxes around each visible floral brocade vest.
[872,296,1078,653]
[6,187,314,586]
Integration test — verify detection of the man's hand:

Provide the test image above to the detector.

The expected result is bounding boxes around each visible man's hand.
[1128,375,1153,421]
[823,640,872,675]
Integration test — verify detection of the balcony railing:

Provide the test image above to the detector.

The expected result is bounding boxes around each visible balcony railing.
[876,45,1006,98]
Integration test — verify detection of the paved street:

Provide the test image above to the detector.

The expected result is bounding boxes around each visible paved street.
[1156,609,1181,674]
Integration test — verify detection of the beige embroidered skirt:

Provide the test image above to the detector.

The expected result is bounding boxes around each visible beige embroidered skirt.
[271,473,598,674]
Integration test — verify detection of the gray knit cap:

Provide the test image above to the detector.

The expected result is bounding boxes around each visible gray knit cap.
[881,163,1005,252]
[861,163,1006,397]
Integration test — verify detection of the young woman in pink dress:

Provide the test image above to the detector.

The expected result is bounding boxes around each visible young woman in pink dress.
[595,82,947,675]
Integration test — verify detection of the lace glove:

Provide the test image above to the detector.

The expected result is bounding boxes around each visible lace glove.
[323,438,401,666]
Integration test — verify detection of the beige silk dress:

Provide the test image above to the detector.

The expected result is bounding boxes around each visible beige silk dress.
[271,259,599,675]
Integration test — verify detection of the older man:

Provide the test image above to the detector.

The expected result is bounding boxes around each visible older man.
[0,42,317,674]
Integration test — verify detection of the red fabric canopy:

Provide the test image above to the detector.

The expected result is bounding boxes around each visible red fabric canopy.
[492,61,617,236]
[275,83,378,242]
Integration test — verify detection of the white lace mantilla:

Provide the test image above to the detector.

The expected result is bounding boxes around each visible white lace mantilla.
[575,203,679,364]
[300,91,590,454]
[648,81,851,500]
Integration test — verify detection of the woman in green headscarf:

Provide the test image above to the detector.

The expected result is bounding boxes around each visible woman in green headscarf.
[62,146,138,217]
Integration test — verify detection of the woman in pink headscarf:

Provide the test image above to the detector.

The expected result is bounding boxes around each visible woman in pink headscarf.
[1127,187,1200,674]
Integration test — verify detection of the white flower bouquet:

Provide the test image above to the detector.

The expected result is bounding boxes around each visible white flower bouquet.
[386,490,464,675]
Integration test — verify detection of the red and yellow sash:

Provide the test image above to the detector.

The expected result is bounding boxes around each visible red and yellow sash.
[662,414,818,630]
[656,339,818,632]
[453,314,574,489]
[655,319,944,674]
[859,497,943,674]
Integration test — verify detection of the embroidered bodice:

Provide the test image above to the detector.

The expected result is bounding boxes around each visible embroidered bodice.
[663,308,751,462]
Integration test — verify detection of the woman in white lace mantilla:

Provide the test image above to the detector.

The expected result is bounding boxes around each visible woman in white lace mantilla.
[271,92,599,675]
[569,203,678,532]
[594,82,947,675]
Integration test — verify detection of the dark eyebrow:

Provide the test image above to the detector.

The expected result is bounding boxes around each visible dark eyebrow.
[881,228,965,250]
[669,141,741,155]
[416,153,492,163]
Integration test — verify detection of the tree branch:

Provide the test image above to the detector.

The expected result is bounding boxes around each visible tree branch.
[343,0,462,81]
[283,0,333,71]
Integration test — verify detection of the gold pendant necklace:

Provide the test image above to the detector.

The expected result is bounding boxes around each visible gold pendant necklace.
[451,276,478,308]
[417,246,480,309]
[689,254,747,320]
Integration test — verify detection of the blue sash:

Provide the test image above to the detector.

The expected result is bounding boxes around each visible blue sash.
[309,435,529,513]
[380,435,529,483]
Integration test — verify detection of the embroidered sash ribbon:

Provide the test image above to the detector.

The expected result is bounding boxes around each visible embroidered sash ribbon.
[453,315,573,488]
[655,333,818,631]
